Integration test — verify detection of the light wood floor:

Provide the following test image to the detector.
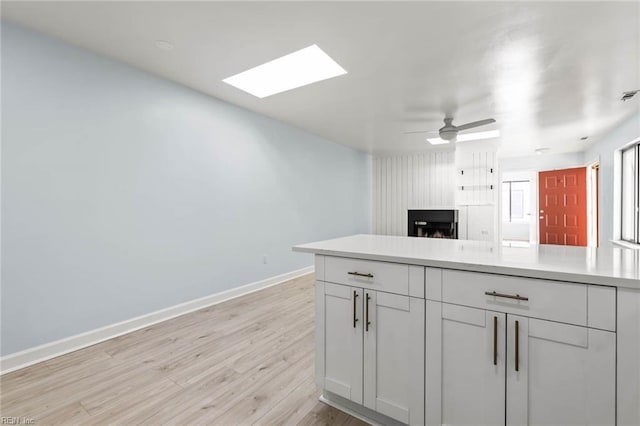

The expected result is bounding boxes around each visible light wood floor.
[0,274,367,425]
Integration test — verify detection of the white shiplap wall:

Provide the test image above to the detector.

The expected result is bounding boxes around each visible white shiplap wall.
[456,150,498,206]
[373,152,455,235]
[455,147,499,241]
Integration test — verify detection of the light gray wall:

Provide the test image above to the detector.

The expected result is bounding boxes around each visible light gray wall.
[499,152,585,172]
[585,111,640,247]
[1,23,371,356]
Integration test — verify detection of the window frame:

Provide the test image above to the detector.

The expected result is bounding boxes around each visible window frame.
[502,179,530,223]
[621,142,640,245]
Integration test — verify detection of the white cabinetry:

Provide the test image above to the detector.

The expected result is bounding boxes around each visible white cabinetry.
[296,236,638,426]
[364,291,424,425]
[440,304,505,425]
[617,288,640,425]
[313,254,621,426]
[318,282,363,403]
[506,316,615,425]
[316,256,425,425]
[427,270,617,426]
[460,204,495,241]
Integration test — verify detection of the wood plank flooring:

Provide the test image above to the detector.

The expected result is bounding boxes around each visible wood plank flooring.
[0,274,367,425]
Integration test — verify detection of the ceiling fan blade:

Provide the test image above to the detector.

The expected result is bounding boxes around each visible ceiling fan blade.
[403,130,438,135]
[455,118,496,131]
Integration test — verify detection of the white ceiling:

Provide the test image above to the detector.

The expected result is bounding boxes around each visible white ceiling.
[2,1,639,156]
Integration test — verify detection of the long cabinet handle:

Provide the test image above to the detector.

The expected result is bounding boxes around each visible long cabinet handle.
[348,271,374,278]
[485,291,529,301]
[515,320,520,372]
[365,293,371,332]
[353,291,359,328]
[493,316,498,366]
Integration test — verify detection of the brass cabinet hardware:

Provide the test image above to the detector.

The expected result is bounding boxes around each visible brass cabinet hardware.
[484,291,529,301]
[348,271,374,278]
[493,316,498,366]
[365,293,371,331]
[353,291,359,328]
[515,320,520,372]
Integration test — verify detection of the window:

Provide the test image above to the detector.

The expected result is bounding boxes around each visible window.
[621,143,640,244]
[502,180,530,223]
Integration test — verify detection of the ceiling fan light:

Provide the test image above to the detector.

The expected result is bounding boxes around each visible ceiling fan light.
[427,137,450,145]
[456,130,500,142]
[439,130,458,141]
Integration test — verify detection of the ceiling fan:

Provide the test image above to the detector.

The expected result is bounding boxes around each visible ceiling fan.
[405,117,498,145]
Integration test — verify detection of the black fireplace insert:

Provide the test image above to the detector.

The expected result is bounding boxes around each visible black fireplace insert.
[408,210,458,239]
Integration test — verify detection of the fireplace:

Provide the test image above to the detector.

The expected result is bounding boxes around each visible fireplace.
[408,210,458,239]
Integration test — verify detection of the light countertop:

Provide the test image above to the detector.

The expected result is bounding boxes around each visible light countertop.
[293,234,640,289]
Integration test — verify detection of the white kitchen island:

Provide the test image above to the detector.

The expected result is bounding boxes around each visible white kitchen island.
[293,234,640,426]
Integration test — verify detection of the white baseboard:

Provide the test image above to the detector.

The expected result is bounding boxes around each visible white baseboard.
[319,392,405,426]
[0,266,314,375]
[320,395,383,426]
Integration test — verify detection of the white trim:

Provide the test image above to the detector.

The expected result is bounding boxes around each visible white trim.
[499,169,537,244]
[615,136,640,242]
[613,146,623,241]
[0,266,314,375]
[586,158,600,248]
[320,395,383,426]
[611,240,640,250]
[621,136,640,150]
[320,392,406,426]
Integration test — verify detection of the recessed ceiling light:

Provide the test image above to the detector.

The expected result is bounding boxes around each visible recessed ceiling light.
[535,147,550,155]
[427,129,500,145]
[222,44,347,98]
[155,40,174,51]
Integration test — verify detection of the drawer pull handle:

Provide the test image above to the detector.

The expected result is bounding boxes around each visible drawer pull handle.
[485,291,529,301]
[348,271,374,278]
[493,316,498,366]
[353,291,359,328]
[365,293,371,332]
[515,320,520,372]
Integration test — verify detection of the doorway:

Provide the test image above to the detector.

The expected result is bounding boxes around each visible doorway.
[501,171,536,244]
[538,167,588,246]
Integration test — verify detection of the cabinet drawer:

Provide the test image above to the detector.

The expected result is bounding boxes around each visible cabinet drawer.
[588,285,616,331]
[324,256,409,296]
[442,269,587,326]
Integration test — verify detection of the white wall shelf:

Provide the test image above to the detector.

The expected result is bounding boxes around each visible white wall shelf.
[459,184,494,191]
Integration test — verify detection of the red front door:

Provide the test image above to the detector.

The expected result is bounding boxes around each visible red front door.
[539,167,588,246]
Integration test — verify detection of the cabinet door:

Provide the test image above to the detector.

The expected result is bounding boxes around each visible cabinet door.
[467,205,495,241]
[441,303,505,425]
[506,315,616,425]
[321,282,363,404]
[364,291,424,425]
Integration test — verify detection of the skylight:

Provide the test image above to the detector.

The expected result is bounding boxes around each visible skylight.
[222,45,347,98]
